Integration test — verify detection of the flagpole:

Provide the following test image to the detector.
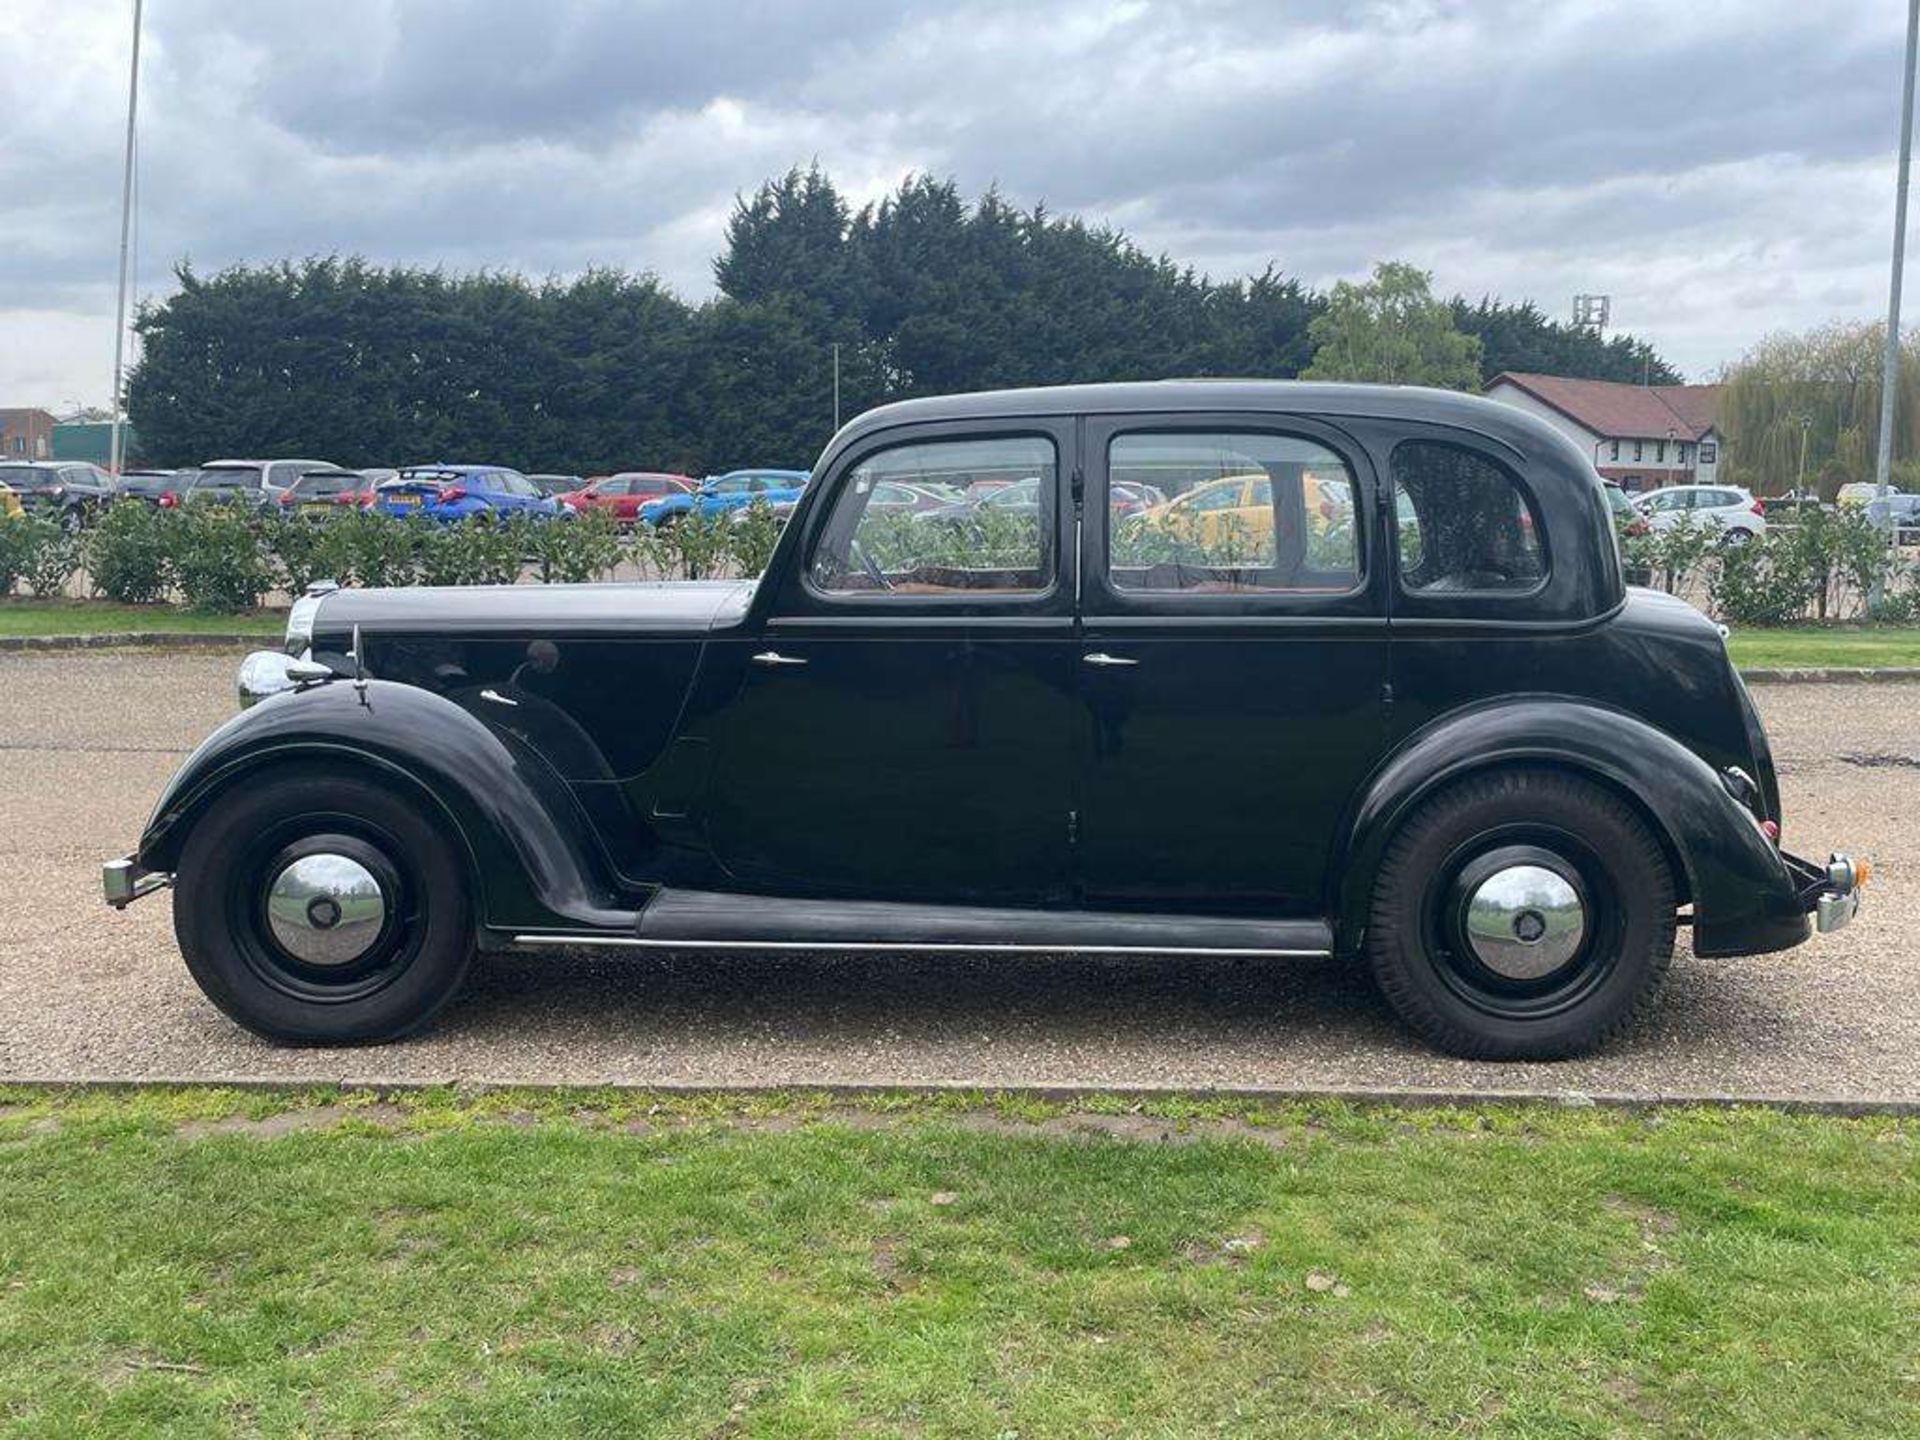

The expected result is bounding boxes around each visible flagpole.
[108,0,144,477]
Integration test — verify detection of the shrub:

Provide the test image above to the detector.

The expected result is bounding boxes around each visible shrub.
[86,502,174,604]
[648,510,734,580]
[171,505,274,611]
[415,518,523,587]
[22,518,82,599]
[0,515,41,596]
[520,509,623,584]
[329,508,419,588]
[728,499,784,579]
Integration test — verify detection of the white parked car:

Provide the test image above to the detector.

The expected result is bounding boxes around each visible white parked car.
[1635,484,1767,544]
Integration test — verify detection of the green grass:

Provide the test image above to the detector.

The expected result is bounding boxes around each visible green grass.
[1724,625,1920,669]
[0,599,285,638]
[0,1088,1914,1437]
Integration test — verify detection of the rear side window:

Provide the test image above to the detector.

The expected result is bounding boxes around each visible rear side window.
[1106,431,1360,594]
[1393,441,1543,593]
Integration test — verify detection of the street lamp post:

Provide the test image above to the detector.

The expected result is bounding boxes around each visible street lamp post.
[107,0,144,478]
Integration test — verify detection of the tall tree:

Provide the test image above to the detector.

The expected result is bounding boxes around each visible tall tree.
[1451,297,1679,386]
[1301,262,1483,389]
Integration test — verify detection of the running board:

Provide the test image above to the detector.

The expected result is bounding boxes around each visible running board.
[513,888,1333,958]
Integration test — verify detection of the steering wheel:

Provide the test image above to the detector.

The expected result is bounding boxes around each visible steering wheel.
[850,538,893,592]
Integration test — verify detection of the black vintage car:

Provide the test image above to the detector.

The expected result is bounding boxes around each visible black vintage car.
[104,382,1865,1058]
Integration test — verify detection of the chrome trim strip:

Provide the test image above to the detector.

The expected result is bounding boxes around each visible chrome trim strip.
[511,932,1330,958]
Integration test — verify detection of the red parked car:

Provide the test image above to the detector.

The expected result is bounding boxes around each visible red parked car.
[559,472,695,527]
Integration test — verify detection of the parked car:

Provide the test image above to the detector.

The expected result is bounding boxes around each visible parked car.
[1601,480,1648,537]
[1635,484,1766,543]
[0,478,20,522]
[278,468,376,516]
[1865,492,1920,545]
[106,381,1865,1060]
[1837,481,1899,508]
[0,461,115,529]
[181,462,276,510]
[526,473,585,498]
[115,469,194,508]
[559,472,695,527]
[204,458,343,499]
[374,465,565,523]
[638,469,809,526]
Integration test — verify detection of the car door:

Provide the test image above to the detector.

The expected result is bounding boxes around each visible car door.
[700,421,1080,904]
[1077,415,1389,915]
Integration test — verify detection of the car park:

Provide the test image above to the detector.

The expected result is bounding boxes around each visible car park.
[374,465,565,522]
[0,461,115,529]
[1837,481,1899,507]
[278,468,376,516]
[105,380,1865,1061]
[1635,483,1766,543]
[638,468,809,526]
[1601,479,1648,536]
[114,469,195,508]
[526,473,585,498]
[559,471,694,527]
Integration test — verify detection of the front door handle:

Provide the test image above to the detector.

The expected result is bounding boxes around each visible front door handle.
[1082,652,1138,668]
[751,650,809,667]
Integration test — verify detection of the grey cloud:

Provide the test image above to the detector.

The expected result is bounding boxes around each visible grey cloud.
[1,0,1915,404]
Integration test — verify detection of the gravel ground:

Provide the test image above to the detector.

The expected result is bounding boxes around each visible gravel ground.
[1,647,1914,1100]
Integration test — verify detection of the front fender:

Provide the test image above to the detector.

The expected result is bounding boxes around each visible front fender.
[1332,697,1809,958]
[136,678,633,936]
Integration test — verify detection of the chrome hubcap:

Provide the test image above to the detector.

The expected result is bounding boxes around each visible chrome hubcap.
[1463,864,1585,980]
[265,853,388,966]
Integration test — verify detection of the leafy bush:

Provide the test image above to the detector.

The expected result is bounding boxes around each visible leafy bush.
[520,510,623,584]
[415,518,523,587]
[329,508,419,589]
[0,516,38,595]
[647,510,734,580]
[170,505,274,611]
[86,502,174,603]
[728,500,784,579]
[21,518,82,599]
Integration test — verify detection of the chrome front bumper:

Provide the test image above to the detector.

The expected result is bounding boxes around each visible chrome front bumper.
[103,856,170,909]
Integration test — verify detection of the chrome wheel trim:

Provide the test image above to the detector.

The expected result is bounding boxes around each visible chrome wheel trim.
[265,853,388,967]
[1462,863,1586,981]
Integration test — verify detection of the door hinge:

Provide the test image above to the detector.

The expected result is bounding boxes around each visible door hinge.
[1067,808,1080,845]
[1070,466,1085,516]
[1381,680,1395,706]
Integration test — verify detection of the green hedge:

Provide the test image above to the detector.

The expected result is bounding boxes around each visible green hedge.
[0,503,783,613]
[1617,507,1920,626]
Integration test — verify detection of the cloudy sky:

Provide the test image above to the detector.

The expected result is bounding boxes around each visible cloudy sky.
[2,0,1912,409]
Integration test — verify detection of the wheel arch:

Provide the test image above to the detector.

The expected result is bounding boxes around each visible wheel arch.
[1330,697,1798,955]
[136,680,633,937]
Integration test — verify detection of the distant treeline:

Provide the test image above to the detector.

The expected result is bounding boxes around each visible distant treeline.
[127,167,1679,473]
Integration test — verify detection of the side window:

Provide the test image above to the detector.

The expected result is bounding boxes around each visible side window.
[1392,441,1544,594]
[1107,431,1360,594]
[809,435,1055,597]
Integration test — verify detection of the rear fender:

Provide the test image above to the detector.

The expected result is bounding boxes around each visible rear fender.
[1331,697,1809,957]
[136,679,633,936]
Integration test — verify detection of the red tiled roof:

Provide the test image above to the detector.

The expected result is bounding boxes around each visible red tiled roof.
[1488,372,1720,441]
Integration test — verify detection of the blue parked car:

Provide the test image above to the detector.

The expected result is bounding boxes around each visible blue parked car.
[638,468,809,526]
[375,465,565,523]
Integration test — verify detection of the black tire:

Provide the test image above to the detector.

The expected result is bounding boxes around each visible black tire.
[1365,768,1675,1060]
[172,768,473,1044]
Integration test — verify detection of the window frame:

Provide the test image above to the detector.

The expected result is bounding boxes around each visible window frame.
[1083,411,1380,621]
[1387,433,1552,612]
[773,417,1075,622]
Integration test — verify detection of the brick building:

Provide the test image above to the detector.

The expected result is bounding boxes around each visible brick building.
[1483,373,1723,493]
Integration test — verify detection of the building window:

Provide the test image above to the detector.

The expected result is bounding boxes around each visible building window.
[1700,441,1718,465]
[1655,440,1666,463]
[1678,442,1690,465]
[1609,440,1620,461]
[1633,440,1644,462]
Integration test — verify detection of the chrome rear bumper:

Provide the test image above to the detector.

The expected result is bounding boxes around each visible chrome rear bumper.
[103,856,170,909]
[1809,851,1866,935]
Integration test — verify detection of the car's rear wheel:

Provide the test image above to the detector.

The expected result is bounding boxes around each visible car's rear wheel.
[172,769,473,1044]
[1365,768,1675,1059]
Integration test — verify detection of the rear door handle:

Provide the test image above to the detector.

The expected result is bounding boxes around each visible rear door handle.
[751,651,808,667]
[1082,652,1138,667]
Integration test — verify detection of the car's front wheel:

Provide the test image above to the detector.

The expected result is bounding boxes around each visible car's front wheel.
[1365,768,1676,1060]
[172,769,473,1044]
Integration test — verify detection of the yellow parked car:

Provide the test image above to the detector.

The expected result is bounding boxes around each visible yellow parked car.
[0,478,22,521]
[1126,469,1353,556]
